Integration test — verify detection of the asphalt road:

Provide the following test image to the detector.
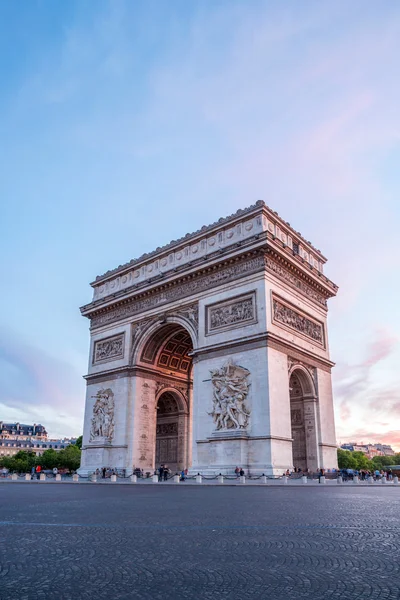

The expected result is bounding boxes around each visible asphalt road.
[0,484,399,600]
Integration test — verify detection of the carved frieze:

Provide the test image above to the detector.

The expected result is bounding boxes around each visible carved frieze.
[90,388,115,442]
[265,255,326,307]
[175,303,199,329]
[209,359,251,431]
[129,318,155,364]
[206,292,257,335]
[272,297,324,346]
[90,255,265,329]
[93,334,125,364]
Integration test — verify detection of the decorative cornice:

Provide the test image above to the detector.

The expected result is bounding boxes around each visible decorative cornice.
[84,365,194,386]
[82,244,337,332]
[93,201,267,283]
[88,202,335,306]
[85,252,265,329]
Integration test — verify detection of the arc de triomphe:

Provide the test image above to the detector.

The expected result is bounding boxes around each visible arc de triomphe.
[78,201,338,475]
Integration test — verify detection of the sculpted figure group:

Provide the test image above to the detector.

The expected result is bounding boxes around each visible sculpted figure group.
[209,360,251,430]
[90,388,115,442]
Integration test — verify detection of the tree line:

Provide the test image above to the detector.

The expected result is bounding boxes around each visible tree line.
[337,448,400,471]
[0,436,82,473]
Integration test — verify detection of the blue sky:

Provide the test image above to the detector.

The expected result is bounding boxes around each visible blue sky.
[1,0,399,447]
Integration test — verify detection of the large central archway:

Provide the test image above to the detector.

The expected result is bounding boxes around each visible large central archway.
[133,319,194,473]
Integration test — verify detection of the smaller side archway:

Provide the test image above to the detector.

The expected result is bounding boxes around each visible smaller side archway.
[289,367,319,473]
[155,389,189,473]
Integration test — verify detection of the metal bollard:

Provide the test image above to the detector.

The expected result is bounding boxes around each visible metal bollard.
[39,473,46,481]
[302,476,307,485]
[130,474,137,483]
[337,476,342,484]
[72,474,79,482]
[152,474,159,483]
[261,475,267,484]
[393,476,398,485]
[25,473,31,481]
[240,475,246,484]
[353,476,359,484]
[110,474,117,482]
[56,474,61,481]
[196,475,202,484]
[218,475,224,484]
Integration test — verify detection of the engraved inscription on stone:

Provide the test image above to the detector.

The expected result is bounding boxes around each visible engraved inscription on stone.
[206,292,256,335]
[93,334,124,364]
[272,297,324,345]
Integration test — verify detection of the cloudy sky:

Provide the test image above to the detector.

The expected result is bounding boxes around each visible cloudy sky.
[1,1,399,447]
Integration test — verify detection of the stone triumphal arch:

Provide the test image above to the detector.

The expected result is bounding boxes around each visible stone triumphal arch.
[79,201,338,475]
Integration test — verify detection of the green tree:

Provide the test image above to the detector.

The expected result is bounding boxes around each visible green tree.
[351,451,371,471]
[75,435,83,450]
[337,449,357,469]
[372,455,395,469]
[0,451,37,473]
[57,445,81,471]
[40,449,59,470]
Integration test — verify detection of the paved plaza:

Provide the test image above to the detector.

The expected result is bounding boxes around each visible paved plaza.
[0,485,399,600]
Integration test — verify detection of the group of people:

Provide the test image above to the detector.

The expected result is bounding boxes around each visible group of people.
[157,464,171,481]
[341,468,394,481]
[234,466,245,477]
[96,467,119,479]
[156,466,189,481]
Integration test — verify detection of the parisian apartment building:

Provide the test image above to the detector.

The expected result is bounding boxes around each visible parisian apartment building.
[340,442,395,458]
[0,422,77,457]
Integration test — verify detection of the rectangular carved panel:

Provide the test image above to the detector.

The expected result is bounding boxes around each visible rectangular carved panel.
[272,296,325,346]
[206,291,257,335]
[93,333,125,364]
